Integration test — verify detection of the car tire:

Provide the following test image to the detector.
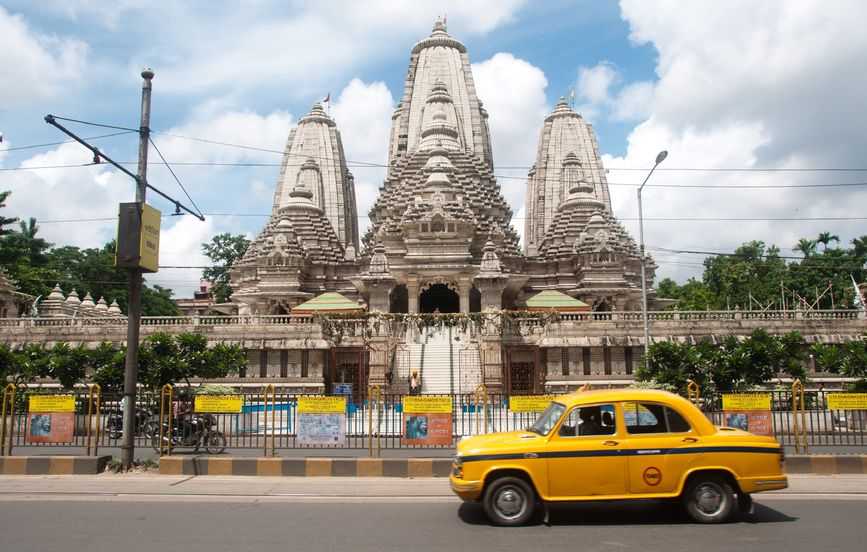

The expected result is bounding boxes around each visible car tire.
[682,474,736,523]
[482,476,536,526]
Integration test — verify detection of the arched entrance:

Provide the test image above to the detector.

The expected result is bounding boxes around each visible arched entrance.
[389,284,408,313]
[419,284,459,313]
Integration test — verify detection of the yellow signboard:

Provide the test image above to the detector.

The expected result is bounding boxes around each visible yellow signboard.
[298,396,346,414]
[195,395,243,413]
[722,394,772,411]
[139,203,161,273]
[509,395,557,413]
[827,393,867,410]
[403,396,452,414]
[29,395,75,413]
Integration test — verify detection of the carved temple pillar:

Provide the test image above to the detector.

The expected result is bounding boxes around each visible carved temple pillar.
[407,279,420,313]
[459,281,472,313]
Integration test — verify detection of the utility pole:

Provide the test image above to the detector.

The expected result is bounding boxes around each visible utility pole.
[121,69,154,469]
[638,150,667,371]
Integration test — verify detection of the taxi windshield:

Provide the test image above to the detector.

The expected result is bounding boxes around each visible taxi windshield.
[528,402,566,435]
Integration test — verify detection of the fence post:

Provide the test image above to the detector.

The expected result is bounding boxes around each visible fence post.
[262,384,275,457]
[368,385,382,458]
[474,384,489,435]
[1,384,15,456]
[86,384,102,456]
[158,384,173,457]
[686,380,700,405]
[792,379,808,454]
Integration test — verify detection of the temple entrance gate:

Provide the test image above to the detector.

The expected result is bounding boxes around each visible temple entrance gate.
[419,283,459,313]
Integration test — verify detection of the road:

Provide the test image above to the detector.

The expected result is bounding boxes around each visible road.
[1,475,866,552]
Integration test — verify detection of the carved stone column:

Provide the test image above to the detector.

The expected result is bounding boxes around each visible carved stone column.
[459,280,472,313]
[407,278,420,313]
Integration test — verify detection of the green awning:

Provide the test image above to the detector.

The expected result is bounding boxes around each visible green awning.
[292,292,364,314]
[525,290,591,312]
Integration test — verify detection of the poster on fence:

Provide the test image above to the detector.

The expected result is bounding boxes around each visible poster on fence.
[827,393,867,410]
[297,396,346,447]
[26,394,76,444]
[722,393,772,436]
[509,395,557,413]
[402,396,452,446]
[195,395,243,413]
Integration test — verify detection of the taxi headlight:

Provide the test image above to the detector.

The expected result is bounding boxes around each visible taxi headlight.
[452,455,464,479]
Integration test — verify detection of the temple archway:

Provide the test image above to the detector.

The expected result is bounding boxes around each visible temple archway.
[390,284,408,313]
[470,286,481,313]
[419,283,459,313]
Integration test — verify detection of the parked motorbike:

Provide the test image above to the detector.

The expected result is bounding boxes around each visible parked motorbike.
[106,407,158,440]
[151,413,227,454]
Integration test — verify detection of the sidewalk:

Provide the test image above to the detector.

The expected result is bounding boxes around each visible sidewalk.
[0,474,866,501]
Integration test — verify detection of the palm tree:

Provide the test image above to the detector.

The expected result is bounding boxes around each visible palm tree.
[851,236,867,258]
[816,232,840,251]
[0,191,18,236]
[16,217,51,263]
[794,238,817,258]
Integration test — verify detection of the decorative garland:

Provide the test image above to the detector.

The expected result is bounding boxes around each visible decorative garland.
[314,310,560,345]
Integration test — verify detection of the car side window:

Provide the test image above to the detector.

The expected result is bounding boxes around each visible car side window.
[558,404,616,437]
[624,402,692,434]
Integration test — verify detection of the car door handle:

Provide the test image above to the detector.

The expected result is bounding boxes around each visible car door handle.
[603,440,619,446]
[682,437,698,443]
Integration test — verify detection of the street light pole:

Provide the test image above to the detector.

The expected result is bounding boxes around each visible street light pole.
[638,150,668,371]
[120,69,154,469]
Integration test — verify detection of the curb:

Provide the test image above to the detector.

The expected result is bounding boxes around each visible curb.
[784,455,867,475]
[159,456,454,477]
[0,455,112,475]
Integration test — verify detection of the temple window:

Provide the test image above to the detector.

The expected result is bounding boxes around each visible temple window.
[431,218,445,233]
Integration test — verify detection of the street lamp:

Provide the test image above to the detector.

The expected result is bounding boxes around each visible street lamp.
[638,150,668,369]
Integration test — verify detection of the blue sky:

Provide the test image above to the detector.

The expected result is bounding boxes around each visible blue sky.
[1,1,866,298]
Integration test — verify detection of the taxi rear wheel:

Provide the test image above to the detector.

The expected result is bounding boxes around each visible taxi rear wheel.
[483,476,536,526]
[682,474,735,523]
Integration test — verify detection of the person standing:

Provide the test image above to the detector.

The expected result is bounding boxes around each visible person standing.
[409,371,420,395]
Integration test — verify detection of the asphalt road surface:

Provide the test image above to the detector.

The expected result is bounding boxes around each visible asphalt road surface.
[1,494,865,552]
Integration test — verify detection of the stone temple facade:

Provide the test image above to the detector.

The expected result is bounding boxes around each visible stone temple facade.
[232,19,653,317]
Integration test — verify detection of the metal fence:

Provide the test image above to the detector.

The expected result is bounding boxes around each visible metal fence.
[1,387,865,455]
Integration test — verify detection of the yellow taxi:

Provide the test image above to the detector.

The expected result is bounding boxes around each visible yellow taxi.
[450,389,787,525]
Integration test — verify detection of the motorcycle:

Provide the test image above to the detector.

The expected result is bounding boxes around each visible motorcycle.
[151,413,227,454]
[106,407,158,440]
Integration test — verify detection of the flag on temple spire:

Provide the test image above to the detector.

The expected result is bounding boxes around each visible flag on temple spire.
[569,88,575,107]
[323,93,330,103]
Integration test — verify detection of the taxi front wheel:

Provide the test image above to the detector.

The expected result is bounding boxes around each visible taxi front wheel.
[682,475,736,523]
[483,476,536,526]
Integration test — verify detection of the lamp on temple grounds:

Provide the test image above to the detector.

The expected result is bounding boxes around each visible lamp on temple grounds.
[637,150,668,370]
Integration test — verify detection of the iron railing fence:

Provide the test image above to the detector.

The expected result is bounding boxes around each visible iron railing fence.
[1,389,865,454]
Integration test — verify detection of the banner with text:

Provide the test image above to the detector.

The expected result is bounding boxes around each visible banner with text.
[297,396,346,447]
[722,394,772,411]
[827,393,867,410]
[26,412,74,443]
[509,395,557,413]
[195,395,244,413]
[402,396,452,446]
[29,395,75,413]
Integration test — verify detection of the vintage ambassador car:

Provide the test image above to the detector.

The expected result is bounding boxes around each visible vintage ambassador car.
[450,389,787,525]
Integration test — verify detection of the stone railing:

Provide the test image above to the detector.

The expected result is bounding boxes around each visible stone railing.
[0,310,862,347]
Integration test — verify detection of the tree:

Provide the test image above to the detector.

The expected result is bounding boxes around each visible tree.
[703,241,787,309]
[794,238,817,258]
[202,233,250,303]
[852,236,867,259]
[90,342,126,394]
[817,232,840,251]
[138,332,245,389]
[0,191,18,235]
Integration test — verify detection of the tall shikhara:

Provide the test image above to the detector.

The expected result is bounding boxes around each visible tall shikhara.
[232,19,654,316]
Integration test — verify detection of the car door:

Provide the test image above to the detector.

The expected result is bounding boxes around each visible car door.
[546,403,629,499]
[620,401,702,495]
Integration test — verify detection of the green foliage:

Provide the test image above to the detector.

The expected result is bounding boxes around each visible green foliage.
[90,342,127,393]
[639,330,809,395]
[202,233,250,303]
[139,332,245,389]
[0,191,18,235]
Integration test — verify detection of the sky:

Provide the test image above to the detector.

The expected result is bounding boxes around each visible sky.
[1,0,866,298]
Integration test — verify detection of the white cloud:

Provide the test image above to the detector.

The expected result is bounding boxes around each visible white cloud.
[330,79,396,239]
[606,0,867,283]
[578,62,619,104]
[149,1,527,96]
[0,6,88,107]
[472,53,549,215]
[611,81,654,122]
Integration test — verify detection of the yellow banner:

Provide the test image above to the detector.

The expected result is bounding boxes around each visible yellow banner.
[195,395,243,413]
[722,394,772,411]
[298,396,346,414]
[139,203,161,273]
[827,393,867,410]
[509,395,556,413]
[403,396,452,414]
[29,395,75,413]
